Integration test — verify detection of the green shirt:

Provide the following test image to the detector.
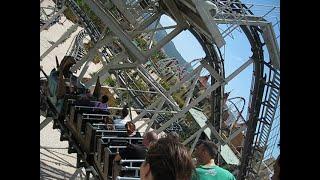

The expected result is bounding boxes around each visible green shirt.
[192,165,236,180]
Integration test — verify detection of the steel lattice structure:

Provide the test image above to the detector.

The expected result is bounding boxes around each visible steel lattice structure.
[40,0,280,179]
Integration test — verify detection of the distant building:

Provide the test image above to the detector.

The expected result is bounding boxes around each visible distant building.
[198,75,210,90]
[188,97,247,161]
[154,57,190,84]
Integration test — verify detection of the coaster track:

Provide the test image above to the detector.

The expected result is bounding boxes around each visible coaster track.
[40,0,280,179]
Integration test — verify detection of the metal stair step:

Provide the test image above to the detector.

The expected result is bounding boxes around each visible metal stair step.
[270,89,279,96]
[262,101,274,108]
[265,114,272,119]
[269,96,278,103]
[274,73,280,81]
[259,137,267,143]
[260,133,267,139]
[265,116,273,122]
[266,106,275,113]
[270,85,280,92]
[260,132,269,139]
[273,79,280,86]
[269,93,278,101]
[261,127,270,135]
[270,90,279,97]
[260,135,268,142]
[265,112,274,119]
[266,107,275,114]
[268,100,276,107]
[262,121,271,126]
[260,131,268,138]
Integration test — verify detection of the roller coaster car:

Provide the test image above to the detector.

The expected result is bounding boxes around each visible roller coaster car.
[46,56,81,116]
[113,159,144,179]
[42,56,146,179]
[63,105,145,179]
[84,123,127,154]
[94,136,144,180]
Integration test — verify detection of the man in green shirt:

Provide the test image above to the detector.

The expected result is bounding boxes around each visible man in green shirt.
[192,140,236,180]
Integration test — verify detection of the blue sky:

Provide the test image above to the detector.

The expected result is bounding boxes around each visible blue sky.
[159,0,280,159]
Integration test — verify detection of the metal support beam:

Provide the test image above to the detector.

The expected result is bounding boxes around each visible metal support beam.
[137,64,182,111]
[134,25,177,36]
[145,100,165,132]
[40,117,53,131]
[132,65,202,123]
[144,25,186,60]
[226,125,247,144]
[78,60,92,82]
[94,85,158,94]
[206,119,226,144]
[168,65,203,95]
[148,16,161,49]
[101,106,178,114]
[136,67,180,110]
[262,23,280,70]
[84,52,127,87]
[179,9,213,43]
[163,0,188,25]
[155,82,220,133]
[40,24,79,60]
[110,0,137,26]
[222,17,247,39]
[219,86,225,137]
[201,59,224,82]
[183,71,200,108]
[225,58,253,82]
[83,58,136,84]
[131,11,162,37]
[178,0,197,14]
[192,0,226,48]
[190,130,202,153]
[183,124,208,145]
[181,118,225,146]
[71,35,114,73]
[70,168,85,180]
[131,98,163,123]
[40,6,67,32]
[155,58,253,133]
[84,0,146,63]
[108,62,138,70]
[214,18,269,26]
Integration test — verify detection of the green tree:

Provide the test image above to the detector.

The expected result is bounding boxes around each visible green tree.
[104,77,116,86]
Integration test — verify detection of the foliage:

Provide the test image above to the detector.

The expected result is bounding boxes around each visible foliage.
[151,50,167,63]
[135,78,148,91]
[92,54,102,64]
[172,92,185,108]
[64,0,105,32]
[135,37,148,51]
[179,113,200,142]
[63,7,78,24]
[160,80,170,91]
[104,76,116,87]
